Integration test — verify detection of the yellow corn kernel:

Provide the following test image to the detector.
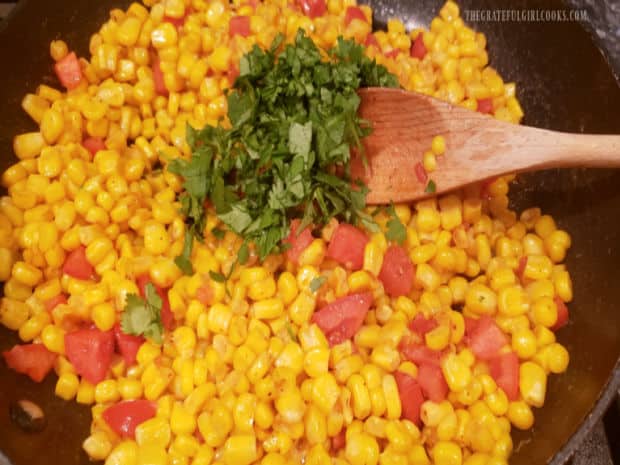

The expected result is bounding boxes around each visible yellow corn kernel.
[497,285,529,317]
[170,402,197,436]
[13,132,45,160]
[11,261,43,287]
[426,325,451,351]
[465,283,496,316]
[311,372,340,414]
[382,374,402,420]
[345,432,379,465]
[135,416,171,448]
[55,372,80,400]
[431,135,447,155]
[511,328,537,359]
[104,440,138,465]
[442,353,471,393]
[77,380,96,405]
[221,435,257,465]
[519,361,547,408]
[83,431,113,461]
[95,379,120,404]
[507,400,534,430]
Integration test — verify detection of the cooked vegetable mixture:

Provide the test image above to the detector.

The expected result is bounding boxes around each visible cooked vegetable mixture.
[0,0,573,464]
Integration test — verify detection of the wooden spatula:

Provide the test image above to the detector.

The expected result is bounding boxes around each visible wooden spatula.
[352,87,620,205]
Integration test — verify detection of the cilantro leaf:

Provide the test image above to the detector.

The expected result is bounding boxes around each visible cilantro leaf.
[309,275,327,293]
[174,230,194,275]
[209,271,227,283]
[170,30,399,262]
[385,203,407,245]
[121,283,163,343]
[425,179,437,193]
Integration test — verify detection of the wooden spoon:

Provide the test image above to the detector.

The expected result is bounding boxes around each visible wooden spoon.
[353,87,620,205]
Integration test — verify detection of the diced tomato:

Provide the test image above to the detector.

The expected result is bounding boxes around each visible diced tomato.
[45,294,68,313]
[414,162,428,184]
[410,34,427,59]
[136,276,175,331]
[227,65,240,83]
[283,219,314,265]
[326,223,368,270]
[378,245,414,297]
[384,49,399,59]
[464,316,479,336]
[344,6,367,25]
[409,314,438,336]
[82,137,106,157]
[516,256,528,281]
[229,16,251,37]
[394,371,425,425]
[63,246,96,280]
[64,328,114,384]
[114,324,144,366]
[54,52,83,90]
[400,341,443,367]
[297,0,326,18]
[151,55,168,96]
[479,176,498,200]
[489,351,520,401]
[163,14,188,28]
[467,316,508,360]
[477,98,493,114]
[311,292,374,346]
[552,297,569,331]
[102,400,157,439]
[331,429,346,452]
[196,283,215,306]
[364,33,379,48]
[2,343,57,382]
[418,363,449,402]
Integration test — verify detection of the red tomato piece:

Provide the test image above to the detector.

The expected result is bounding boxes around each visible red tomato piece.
[114,324,144,366]
[283,219,314,265]
[489,351,520,401]
[228,65,240,83]
[393,371,425,425]
[298,0,326,18]
[102,400,157,438]
[54,52,83,90]
[418,363,449,402]
[151,56,168,96]
[477,98,494,114]
[63,246,96,280]
[45,294,68,313]
[384,49,399,59]
[331,429,346,452]
[516,256,528,281]
[410,34,427,59]
[364,33,379,48]
[2,343,57,382]
[467,316,508,360]
[196,283,215,306]
[311,292,374,346]
[409,314,438,336]
[400,342,443,367]
[163,15,186,28]
[136,276,175,331]
[378,245,414,297]
[82,137,106,157]
[344,6,367,25]
[464,316,479,336]
[229,16,251,37]
[64,328,115,384]
[326,223,369,270]
[414,162,428,184]
[552,297,569,331]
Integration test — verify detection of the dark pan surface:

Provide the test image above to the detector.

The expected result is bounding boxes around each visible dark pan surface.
[1,0,619,464]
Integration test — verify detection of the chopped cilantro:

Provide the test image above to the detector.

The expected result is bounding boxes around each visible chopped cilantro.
[120,283,164,343]
[425,179,437,193]
[168,30,398,263]
[174,230,194,275]
[385,203,406,245]
[211,227,225,240]
[209,271,227,283]
[309,275,327,293]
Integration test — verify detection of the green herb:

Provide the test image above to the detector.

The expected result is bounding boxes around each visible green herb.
[309,275,327,293]
[385,203,407,245]
[211,227,225,240]
[121,283,163,343]
[425,179,436,193]
[209,271,227,283]
[286,321,299,343]
[237,242,250,265]
[168,30,398,263]
[174,230,194,275]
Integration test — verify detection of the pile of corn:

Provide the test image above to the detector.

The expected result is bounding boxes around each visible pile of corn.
[0,0,571,464]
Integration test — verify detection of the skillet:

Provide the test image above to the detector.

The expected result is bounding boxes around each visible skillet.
[0,0,619,463]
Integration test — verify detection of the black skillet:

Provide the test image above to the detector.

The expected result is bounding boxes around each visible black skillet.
[0,0,619,464]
